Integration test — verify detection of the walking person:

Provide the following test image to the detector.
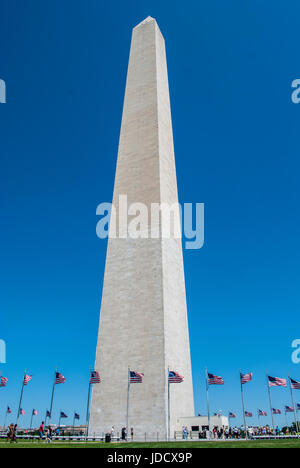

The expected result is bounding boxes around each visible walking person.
[38,421,45,443]
[11,424,18,443]
[6,423,13,443]
[46,426,52,444]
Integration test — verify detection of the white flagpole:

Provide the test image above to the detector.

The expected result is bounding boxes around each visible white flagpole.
[85,366,92,438]
[266,371,275,431]
[30,410,34,430]
[205,368,211,440]
[4,408,8,430]
[288,375,299,433]
[16,369,26,426]
[72,412,76,436]
[239,369,248,440]
[126,366,130,441]
[48,368,57,427]
[285,409,288,428]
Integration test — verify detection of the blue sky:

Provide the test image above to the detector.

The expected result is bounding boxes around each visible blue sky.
[1,0,300,429]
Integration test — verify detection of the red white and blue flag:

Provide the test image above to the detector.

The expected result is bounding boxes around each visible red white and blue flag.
[241,372,253,384]
[285,406,294,413]
[19,408,25,415]
[23,374,32,386]
[0,376,8,387]
[74,412,80,420]
[90,371,101,384]
[272,408,281,414]
[168,371,184,383]
[33,409,38,415]
[290,378,300,390]
[229,412,236,418]
[130,371,144,383]
[297,404,300,411]
[7,406,12,414]
[245,411,253,417]
[60,411,67,418]
[55,372,66,384]
[258,409,267,416]
[208,373,224,385]
[268,376,287,387]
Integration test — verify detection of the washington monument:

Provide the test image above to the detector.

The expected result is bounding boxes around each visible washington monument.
[89,17,194,438]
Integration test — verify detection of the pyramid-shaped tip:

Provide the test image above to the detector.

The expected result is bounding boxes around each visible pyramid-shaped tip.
[134,16,157,29]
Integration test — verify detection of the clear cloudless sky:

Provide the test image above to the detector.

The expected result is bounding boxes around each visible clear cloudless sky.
[1,0,300,430]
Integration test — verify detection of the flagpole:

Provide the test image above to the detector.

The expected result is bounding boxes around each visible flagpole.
[30,410,34,430]
[168,368,170,441]
[72,412,75,436]
[266,371,275,431]
[205,368,211,440]
[126,366,130,441]
[288,375,299,433]
[4,407,9,429]
[16,369,26,426]
[48,368,57,427]
[58,411,61,429]
[85,367,92,438]
[239,369,248,440]
[45,409,48,426]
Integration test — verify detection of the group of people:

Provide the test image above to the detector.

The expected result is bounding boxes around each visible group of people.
[251,426,298,437]
[119,426,134,441]
[5,421,61,444]
[6,424,17,443]
[37,421,55,443]
[181,425,299,440]
[109,425,134,441]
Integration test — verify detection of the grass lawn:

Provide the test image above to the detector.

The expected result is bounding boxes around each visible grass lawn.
[0,439,299,448]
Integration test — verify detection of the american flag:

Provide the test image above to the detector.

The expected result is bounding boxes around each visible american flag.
[168,371,184,383]
[19,408,25,415]
[130,371,144,383]
[229,412,236,418]
[268,376,287,387]
[258,409,267,416]
[23,374,32,386]
[55,372,66,384]
[90,370,101,384]
[74,412,80,420]
[208,373,224,385]
[272,408,281,414]
[285,406,294,413]
[297,404,300,411]
[33,409,38,415]
[0,376,8,387]
[245,411,253,417]
[290,378,300,390]
[241,372,253,384]
[7,406,12,414]
[46,410,51,417]
[60,411,67,418]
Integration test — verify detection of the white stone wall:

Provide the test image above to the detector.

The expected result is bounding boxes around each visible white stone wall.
[89,17,194,438]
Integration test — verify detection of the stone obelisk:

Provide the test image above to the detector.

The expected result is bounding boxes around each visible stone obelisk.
[89,17,194,438]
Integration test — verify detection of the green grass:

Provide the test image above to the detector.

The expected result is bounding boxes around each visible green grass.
[0,439,300,448]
